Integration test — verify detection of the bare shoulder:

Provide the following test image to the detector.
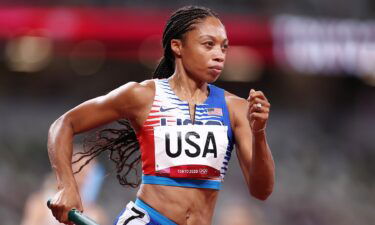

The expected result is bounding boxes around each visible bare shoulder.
[104,79,155,120]
[224,90,248,109]
[114,79,154,99]
[224,90,249,128]
[109,79,155,105]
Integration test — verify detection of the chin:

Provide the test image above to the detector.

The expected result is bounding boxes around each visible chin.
[192,71,220,84]
[206,73,221,83]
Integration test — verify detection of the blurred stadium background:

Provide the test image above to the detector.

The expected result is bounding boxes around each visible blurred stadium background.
[0,1,374,225]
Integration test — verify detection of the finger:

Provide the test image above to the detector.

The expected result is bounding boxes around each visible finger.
[247,89,256,101]
[52,206,63,223]
[77,203,84,213]
[249,112,269,121]
[60,212,69,224]
[249,105,270,114]
[51,205,69,224]
[254,90,268,101]
[49,204,59,218]
[248,99,271,113]
[249,98,271,109]
[248,90,268,102]
[252,92,268,102]
[48,199,60,216]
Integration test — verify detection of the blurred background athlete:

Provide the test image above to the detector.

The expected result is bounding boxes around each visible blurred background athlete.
[21,146,108,225]
[48,6,275,225]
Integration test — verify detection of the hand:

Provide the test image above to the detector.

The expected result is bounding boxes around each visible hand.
[247,89,270,134]
[48,185,83,224]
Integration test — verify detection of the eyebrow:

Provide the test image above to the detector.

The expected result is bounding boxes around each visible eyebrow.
[199,34,228,43]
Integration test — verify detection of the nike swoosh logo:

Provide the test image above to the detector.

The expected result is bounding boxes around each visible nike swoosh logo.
[160,106,176,112]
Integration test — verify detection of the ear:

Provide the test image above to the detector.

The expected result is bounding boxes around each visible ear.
[170,39,182,58]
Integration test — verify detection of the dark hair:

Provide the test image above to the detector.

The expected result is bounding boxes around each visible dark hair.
[153,5,219,79]
[73,120,141,188]
[73,6,219,188]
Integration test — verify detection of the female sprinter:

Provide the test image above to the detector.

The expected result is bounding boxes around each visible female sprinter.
[48,5,275,225]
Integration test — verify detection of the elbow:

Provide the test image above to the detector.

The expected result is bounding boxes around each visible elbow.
[250,188,273,201]
[48,117,61,149]
[248,169,275,201]
[248,182,274,201]
[49,114,73,132]
[47,115,72,147]
[48,117,60,133]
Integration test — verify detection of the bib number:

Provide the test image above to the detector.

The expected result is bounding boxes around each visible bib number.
[154,125,228,178]
[116,201,150,225]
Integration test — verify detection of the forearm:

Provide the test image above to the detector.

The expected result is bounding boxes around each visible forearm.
[249,130,275,200]
[47,116,77,190]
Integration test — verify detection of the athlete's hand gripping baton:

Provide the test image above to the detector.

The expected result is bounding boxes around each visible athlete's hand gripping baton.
[47,200,99,225]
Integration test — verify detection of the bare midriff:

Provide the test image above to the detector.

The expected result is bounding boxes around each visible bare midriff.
[137,183,219,225]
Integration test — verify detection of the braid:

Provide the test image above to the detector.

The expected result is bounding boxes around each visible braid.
[73,120,141,188]
[153,57,174,79]
[153,6,219,79]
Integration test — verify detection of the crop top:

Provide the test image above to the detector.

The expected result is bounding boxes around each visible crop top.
[136,79,235,190]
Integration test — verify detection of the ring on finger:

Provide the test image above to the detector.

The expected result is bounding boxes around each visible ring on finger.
[256,103,262,109]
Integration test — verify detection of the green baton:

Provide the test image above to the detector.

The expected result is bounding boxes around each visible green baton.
[47,200,99,225]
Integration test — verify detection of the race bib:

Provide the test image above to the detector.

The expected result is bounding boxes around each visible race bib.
[154,125,228,178]
[116,201,150,225]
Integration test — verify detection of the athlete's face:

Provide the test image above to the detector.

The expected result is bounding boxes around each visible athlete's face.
[174,17,228,83]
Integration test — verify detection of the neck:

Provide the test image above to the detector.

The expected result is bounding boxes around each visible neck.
[169,62,208,104]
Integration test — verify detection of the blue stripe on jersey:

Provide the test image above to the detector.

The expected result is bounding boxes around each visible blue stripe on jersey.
[164,90,173,93]
[204,84,235,178]
[194,115,222,120]
[142,175,222,190]
[135,198,177,225]
[168,97,181,101]
[159,81,170,87]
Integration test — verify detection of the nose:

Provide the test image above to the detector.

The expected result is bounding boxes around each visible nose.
[213,50,225,63]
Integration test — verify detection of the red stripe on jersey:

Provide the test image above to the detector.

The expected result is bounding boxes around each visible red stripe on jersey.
[137,128,155,174]
[147,115,171,119]
[144,120,160,126]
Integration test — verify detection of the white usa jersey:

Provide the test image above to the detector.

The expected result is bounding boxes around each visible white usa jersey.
[136,79,234,190]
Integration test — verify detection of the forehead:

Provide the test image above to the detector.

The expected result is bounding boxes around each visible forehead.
[188,17,227,41]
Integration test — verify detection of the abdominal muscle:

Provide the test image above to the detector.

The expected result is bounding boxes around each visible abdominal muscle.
[137,183,220,225]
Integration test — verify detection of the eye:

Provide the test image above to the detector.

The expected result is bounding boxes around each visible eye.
[204,41,215,48]
[221,43,229,53]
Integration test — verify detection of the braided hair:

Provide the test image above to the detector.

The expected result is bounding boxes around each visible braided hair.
[153,5,219,79]
[74,6,220,188]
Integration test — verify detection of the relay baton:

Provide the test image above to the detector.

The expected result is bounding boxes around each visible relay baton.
[47,199,99,225]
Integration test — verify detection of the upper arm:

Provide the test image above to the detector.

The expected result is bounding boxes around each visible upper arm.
[60,80,154,134]
[226,92,253,186]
